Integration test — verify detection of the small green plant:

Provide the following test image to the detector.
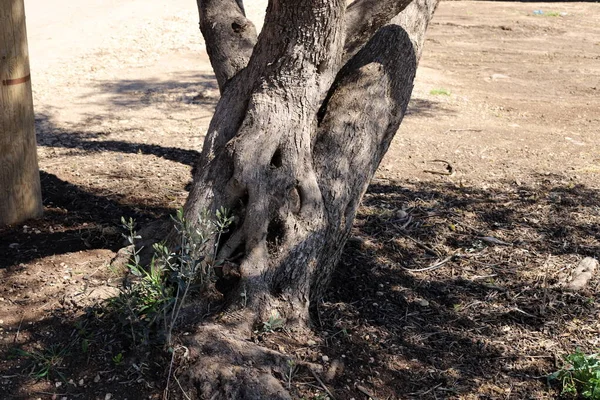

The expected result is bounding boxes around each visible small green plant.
[112,352,124,366]
[549,349,600,399]
[14,345,70,380]
[113,208,234,346]
[430,88,451,96]
[81,338,89,353]
[262,311,285,333]
[285,359,297,389]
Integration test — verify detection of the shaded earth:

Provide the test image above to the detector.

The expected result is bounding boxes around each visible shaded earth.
[1,1,599,399]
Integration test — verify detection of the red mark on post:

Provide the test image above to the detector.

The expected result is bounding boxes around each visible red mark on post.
[2,74,31,86]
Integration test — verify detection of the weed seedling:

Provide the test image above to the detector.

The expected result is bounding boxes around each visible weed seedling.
[430,88,451,96]
[285,359,297,389]
[14,345,70,380]
[262,311,285,333]
[112,352,124,366]
[549,349,600,399]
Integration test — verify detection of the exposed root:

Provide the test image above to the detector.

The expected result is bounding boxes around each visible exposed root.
[176,323,319,400]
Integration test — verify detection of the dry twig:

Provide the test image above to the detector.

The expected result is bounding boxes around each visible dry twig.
[356,384,378,399]
[402,255,455,273]
[423,159,454,176]
[306,366,336,400]
[398,232,440,257]
[443,128,482,134]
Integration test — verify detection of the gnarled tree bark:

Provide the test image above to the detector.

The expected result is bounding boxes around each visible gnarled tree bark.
[196,0,257,91]
[177,0,440,398]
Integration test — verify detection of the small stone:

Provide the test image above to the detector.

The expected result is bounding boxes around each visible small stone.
[376,291,384,296]
[79,378,84,386]
[307,339,316,346]
[396,210,408,219]
[322,355,329,363]
[94,375,101,383]
[418,299,430,307]
[55,381,62,387]
[491,73,509,80]
[105,394,112,400]
[369,357,375,364]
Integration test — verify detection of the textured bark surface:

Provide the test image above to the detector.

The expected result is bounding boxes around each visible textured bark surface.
[186,0,347,326]
[391,0,440,60]
[343,0,413,62]
[179,0,440,397]
[196,0,257,91]
[0,0,42,226]
[311,24,418,300]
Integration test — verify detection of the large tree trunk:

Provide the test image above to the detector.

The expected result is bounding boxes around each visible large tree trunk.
[177,0,440,397]
[0,0,43,227]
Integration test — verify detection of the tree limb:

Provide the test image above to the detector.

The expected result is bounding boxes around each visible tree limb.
[311,0,440,299]
[312,24,418,297]
[196,0,258,92]
[389,0,440,60]
[343,0,413,63]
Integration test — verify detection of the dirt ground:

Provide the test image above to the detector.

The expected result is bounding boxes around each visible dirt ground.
[1,1,599,399]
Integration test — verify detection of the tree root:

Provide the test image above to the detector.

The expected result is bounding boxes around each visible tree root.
[174,323,317,400]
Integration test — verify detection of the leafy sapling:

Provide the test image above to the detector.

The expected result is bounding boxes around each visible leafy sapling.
[115,208,234,346]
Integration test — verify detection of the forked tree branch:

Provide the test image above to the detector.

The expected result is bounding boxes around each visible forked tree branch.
[196,0,258,91]
[343,0,413,63]
[198,0,428,90]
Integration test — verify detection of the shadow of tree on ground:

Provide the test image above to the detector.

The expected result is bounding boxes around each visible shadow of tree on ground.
[406,97,456,118]
[0,171,173,269]
[2,66,599,397]
[320,178,600,399]
[35,113,201,167]
[87,73,219,109]
[1,177,598,398]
